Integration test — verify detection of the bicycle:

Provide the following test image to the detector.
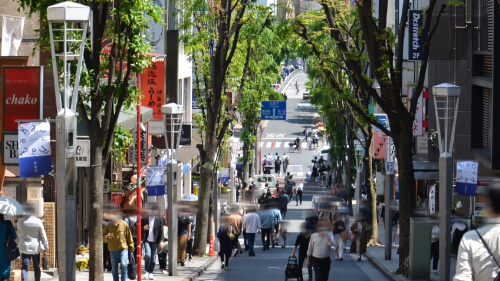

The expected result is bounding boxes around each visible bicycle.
[288,142,302,153]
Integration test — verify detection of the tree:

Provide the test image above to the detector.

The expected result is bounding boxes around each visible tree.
[290,0,449,269]
[180,0,277,255]
[15,0,162,279]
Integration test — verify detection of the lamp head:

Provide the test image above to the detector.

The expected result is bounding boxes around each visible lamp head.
[47,1,90,22]
[161,103,184,116]
[432,83,461,97]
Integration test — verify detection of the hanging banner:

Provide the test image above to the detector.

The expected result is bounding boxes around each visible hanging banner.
[140,59,165,119]
[220,168,230,183]
[407,86,424,136]
[456,161,478,196]
[1,16,25,56]
[372,130,386,159]
[146,167,165,196]
[18,122,51,178]
[429,184,436,215]
[128,124,148,164]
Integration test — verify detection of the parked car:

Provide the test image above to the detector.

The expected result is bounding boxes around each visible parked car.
[252,174,277,192]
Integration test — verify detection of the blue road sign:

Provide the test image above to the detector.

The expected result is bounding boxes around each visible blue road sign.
[261,101,286,120]
[374,113,389,131]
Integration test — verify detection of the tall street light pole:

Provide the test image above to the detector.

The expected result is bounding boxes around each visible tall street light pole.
[47,2,89,280]
[432,83,461,281]
[162,103,184,276]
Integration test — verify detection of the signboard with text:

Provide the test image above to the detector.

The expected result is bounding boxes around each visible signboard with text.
[2,133,18,165]
[2,66,42,132]
[76,139,91,167]
[140,59,165,119]
[128,125,148,164]
[408,10,423,61]
[18,122,51,178]
[261,101,286,120]
[180,124,192,146]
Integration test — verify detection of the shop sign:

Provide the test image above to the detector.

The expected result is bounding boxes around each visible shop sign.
[128,124,148,164]
[111,192,122,206]
[76,139,90,167]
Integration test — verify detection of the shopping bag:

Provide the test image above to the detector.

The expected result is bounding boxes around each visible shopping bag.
[5,232,20,261]
[127,251,137,280]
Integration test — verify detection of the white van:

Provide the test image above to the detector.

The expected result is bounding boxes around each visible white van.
[252,174,277,193]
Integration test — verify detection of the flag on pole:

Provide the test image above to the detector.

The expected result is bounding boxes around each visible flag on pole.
[456,161,478,196]
[18,122,52,178]
[2,15,25,56]
[146,167,165,196]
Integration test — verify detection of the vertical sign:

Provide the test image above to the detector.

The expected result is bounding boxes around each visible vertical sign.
[408,10,423,61]
[456,161,478,196]
[220,168,230,183]
[75,139,91,167]
[3,66,42,132]
[128,125,148,164]
[18,122,51,178]
[180,124,192,146]
[147,167,165,196]
[141,59,165,119]
[407,87,424,136]
[429,184,436,215]
[372,130,386,159]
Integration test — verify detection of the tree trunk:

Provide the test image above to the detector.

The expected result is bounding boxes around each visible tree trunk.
[345,136,353,216]
[87,145,104,281]
[242,142,249,184]
[193,156,215,255]
[365,134,380,246]
[392,118,416,271]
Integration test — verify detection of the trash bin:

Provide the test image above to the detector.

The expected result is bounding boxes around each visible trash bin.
[409,217,432,280]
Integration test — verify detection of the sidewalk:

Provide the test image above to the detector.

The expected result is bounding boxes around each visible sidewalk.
[361,214,457,281]
[34,255,217,281]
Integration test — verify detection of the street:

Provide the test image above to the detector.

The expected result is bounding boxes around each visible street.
[197,73,389,281]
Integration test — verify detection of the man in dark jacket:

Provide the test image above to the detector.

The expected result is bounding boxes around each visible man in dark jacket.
[141,207,165,279]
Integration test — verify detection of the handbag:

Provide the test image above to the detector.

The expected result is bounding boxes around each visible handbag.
[228,226,235,242]
[475,230,500,281]
[340,231,349,243]
[127,251,137,280]
[5,230,20,261]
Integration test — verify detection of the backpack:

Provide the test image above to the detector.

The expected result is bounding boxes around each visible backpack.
[318,211,333,222]
[126,217,137,239]
[275,158,282,166]
[303,129,307,135]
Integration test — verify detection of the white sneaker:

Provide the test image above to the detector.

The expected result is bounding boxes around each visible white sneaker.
[149,273,154,280]
[143,272,149,279]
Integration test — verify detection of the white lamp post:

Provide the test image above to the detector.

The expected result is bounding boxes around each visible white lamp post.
[432,83,460,281]
[47,2,89,280]
[162,103,184,276]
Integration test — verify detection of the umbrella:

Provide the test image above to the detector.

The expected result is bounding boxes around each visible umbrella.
[182,194,198,201]
[0,197,26,216]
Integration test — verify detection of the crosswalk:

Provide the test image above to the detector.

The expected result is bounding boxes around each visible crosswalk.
[260,141,310,148]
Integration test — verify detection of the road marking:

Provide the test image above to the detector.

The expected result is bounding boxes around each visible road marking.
[262,137,297,140]
[275,141,281,148]
[266,142,272,148]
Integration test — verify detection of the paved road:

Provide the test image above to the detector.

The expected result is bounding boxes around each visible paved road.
[198,74,389,280]
[198,185,389,281]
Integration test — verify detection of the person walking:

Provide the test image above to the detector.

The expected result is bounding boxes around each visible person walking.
[274,156,282,176]
[278,190,290,219]
[217,216,234,269]
[17,204,49,281]
[242,206,261,256]
[0,214,16,281]
[103,211,135,281]
[332,218,346,261]
[296,183,303,206]
[306,221,333,281]
[177,214,192,267]
[430,223,440,274]
[228,205,243,255]
[454,180,500,281]
[259,206,274,251]
[157,220,168,275]
[282,153,289,174]
[142,207,165,280]
[291,227,313,281]
[186,215,196,261]
[285,174,295,198]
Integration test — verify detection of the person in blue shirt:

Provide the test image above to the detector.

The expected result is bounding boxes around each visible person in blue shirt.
[259,206,275,251]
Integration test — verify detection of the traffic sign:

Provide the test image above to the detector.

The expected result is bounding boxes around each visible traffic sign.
[261,101,286,120]
[373,113,389,130]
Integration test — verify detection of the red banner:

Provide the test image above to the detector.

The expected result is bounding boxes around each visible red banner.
[140,60,165,119]
[2,67,42,132]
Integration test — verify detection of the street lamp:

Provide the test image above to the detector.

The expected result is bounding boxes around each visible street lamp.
[432,83,460,281]
[47,2,89,280]
[162,103,184,276]
[354,143,364,216]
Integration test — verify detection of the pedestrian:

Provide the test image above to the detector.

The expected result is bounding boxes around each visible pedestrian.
[259,205,274,251]
[278,190,290,219]
[291,226,313,281]
[157,214,168,275]
[282,153,289,174]
[270,205,282,248]
[296,183,303,206]
[392,210,399,245]
[285,174,295,198]
[141,206,165,280]
[103,215,112,272]
[17,204,49,281]
[279,222,288,248]
[103,209,135,281]
[431,223,439,274]
[306,221,333,281]
[0,214,16,281]
[186,215,196,261]
[217,216,234,269]
[274,156,282,176]
[266,153,274,164]
[332,217,346,261]
[228,205,243,256]
[177,214,192,267]
[124,214,138,258]
[304,127,309,142]
[242,206,261,256]
[454,180,500,281]
[350,217,372,261]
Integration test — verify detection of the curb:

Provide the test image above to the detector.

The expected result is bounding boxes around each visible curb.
[182,256,217,281]
[364,251,405,281]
